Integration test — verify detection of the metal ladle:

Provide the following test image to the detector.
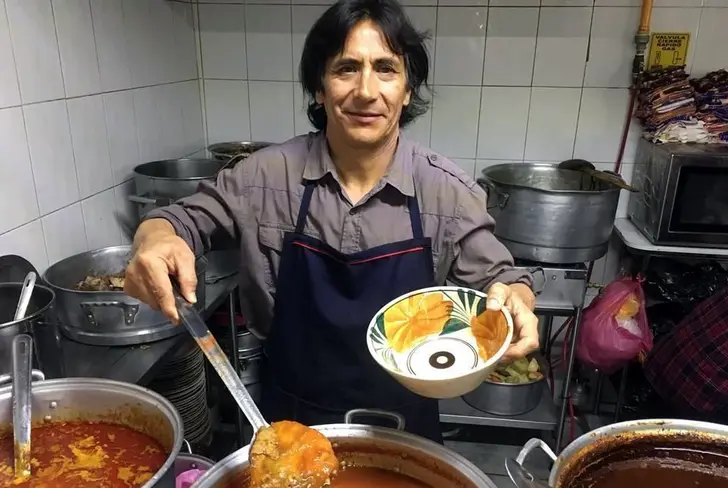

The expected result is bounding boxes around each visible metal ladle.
[558,159,637,192]
[13,272,36,322]
[12,334,34,480]
[173,290,268,431]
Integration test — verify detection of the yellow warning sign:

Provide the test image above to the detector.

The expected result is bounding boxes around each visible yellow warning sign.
[647,32,690,69]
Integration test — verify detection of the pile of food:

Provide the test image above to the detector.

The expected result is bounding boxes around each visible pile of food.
[0,420,167,487]
[248,421,432,488]
[249,421,338,488]
[488,357,543,384]
[76,273,125,292]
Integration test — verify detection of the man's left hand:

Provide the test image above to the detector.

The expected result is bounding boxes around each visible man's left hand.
[486,282,539,362]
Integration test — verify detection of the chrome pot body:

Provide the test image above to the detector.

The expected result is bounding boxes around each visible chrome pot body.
[130,158,225,218]
[0,283,57,377]
[479,163,621,264]
[0,377,185,488]
[516,418,728,488]
[44,245,207,346]
[462,377,545,417]
[193,410,496,488]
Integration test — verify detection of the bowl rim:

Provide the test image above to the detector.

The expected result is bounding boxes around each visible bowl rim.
[366,285,514,381]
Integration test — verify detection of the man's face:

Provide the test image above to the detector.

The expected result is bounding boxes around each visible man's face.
[317,20,411,148]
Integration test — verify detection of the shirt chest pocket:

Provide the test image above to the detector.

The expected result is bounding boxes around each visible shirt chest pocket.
[257,223,290,291]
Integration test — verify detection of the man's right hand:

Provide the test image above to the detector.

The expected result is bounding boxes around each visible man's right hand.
[124,219,197,323]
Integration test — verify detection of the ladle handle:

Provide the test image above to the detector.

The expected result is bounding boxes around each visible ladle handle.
[173,290,269,432]
[12,334,33,478]
[13,272,36,321]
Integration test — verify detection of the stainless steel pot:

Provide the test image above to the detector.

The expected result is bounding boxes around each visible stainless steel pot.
[130,158,225,217]
[44,245,207,346]
[516,419,728,487]
[176,452,215,475]
[0,377,184,488]
[462,376,545,417]
[478,163,621,264]
[207,142,271,162]
[193,409,496,488]
[0,283,57,377]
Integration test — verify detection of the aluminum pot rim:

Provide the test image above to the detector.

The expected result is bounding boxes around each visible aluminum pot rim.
[133,158,224,181]
[43,245,134,294]
[0,282,56,329]
[545,418,728,486]
[193,422,493,488]
[480,163,623,195]
[0,377,185,488]
[207,141,272,155]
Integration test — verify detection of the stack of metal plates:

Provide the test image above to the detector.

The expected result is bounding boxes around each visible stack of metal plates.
[149,339,212,450]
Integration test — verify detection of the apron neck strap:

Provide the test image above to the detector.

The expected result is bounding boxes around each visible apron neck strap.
[407,194,424,239]
[295,183,316,234]
[296,182,424,240]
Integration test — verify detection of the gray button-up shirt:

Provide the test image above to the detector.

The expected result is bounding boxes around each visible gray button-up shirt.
[147,132,532,337]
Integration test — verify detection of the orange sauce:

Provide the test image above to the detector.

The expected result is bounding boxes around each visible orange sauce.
[0,421,167,487]
[331,467,431,487]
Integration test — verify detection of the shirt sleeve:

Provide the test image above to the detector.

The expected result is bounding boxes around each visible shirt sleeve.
[142,160,246,257]
[447,183,533,290]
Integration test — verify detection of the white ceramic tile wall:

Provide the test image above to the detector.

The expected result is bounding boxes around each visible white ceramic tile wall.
[195,0,728,284]
[0,0,203,274]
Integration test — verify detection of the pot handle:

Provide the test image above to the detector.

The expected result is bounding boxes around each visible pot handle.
[477,178,509,210]
[344,409,406,431]
[80,301,140,327]
[516,438,558,467]
[0,369,45,388]
[128,195,174,207]
[527,267,546,296]
[182,439,192,454]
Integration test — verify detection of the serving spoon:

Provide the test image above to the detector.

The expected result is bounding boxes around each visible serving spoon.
[173,291,338,487]
[12,334,34,480]
[13,272,36,322]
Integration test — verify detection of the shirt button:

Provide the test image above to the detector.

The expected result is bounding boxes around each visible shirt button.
[430,154,438,161]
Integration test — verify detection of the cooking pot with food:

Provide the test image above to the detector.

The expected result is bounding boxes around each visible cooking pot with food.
[516,419,728,488]
[192,409,496,488]
[478,163,621,264]
[0,376,184,487]
[44,245,207,346]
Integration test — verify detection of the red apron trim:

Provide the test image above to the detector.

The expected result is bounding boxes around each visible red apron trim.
[293,241,425,265]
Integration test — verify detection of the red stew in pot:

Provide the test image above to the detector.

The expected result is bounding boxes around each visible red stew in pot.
[0,421,167,487]
[330,467,430,487]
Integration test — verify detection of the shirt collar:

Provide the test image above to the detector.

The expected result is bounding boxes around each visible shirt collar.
[302,132,416,197]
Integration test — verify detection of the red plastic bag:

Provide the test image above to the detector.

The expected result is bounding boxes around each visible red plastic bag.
[576,277,653,374]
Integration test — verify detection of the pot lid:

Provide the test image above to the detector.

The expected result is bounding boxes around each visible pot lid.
[0,255,37,284]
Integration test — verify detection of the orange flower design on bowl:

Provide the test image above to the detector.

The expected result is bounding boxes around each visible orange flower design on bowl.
[383,292,453,352]
[470,309,509,361]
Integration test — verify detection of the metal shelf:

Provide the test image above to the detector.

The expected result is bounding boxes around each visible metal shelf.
[439,387,557,431]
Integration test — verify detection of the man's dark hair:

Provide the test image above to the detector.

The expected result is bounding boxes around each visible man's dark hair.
[299,0,431,131]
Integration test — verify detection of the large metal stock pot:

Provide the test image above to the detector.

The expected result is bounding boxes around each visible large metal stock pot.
[193,409,496,488]
[0,377,184,488]
[44,245,207,346]
[478,163,621,264]
[516,418,728,487]
[129,158,225,217]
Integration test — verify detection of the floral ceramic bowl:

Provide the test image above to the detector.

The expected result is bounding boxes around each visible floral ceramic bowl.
[367,286,514,399]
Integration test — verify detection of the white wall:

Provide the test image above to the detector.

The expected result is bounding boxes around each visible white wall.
[3,0,728,281]
[0,0,203,274]
[196,0,728,284]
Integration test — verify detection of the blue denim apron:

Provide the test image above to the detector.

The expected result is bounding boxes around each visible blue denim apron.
[259,182,442,442]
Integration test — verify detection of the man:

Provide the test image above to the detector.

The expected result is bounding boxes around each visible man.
[125,0,539,443]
